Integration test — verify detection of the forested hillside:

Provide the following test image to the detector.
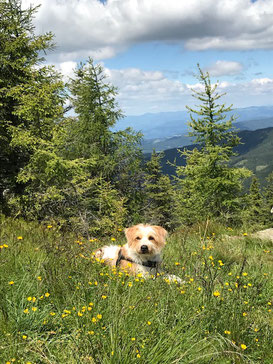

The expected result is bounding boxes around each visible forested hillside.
[159,127,273,183]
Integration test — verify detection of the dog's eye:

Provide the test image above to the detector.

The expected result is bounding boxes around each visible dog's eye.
[148,236,155,241]
[136,236,141,240]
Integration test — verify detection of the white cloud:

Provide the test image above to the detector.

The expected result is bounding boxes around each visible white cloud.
[248,78,273,93]
[21,0,273,61]
[104,67,273,114]
[104,67,191,114]
[205,60,244,77]
[57,61,77,79]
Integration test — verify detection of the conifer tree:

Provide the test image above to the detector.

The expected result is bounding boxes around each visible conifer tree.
[143,151,175,229]
[245,176,264,227]
[261,172,273,226]
[0,0,65,213]
[67,59,122,161]
[13,59,142,235]
[176,65,251,224]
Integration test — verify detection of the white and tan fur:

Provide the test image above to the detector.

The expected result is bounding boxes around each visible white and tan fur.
[93,224,167,276]
[94,224,182,283]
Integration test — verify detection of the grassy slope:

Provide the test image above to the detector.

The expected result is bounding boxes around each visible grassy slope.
[0,216,272,364]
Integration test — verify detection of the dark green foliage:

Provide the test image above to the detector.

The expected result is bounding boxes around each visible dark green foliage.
[8,58,144,235]
[67,59,123,161]
[186,66,240,152]
[143,151,175,229]
[261,172,273,226]
[0,0,66,213]
[176,65,251,225]
[244,176,264,228]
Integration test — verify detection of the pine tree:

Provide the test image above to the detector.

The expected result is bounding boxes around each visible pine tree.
[261,172,273,226]
[176,65,251,225]
[0,0,65,213]
[143,151,175,229]
[245,176,264,227]
[67,59,123,161]
[12,58,143,235]
[66,58,144,220]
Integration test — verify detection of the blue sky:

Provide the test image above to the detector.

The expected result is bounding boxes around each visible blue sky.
[22,0,273,115]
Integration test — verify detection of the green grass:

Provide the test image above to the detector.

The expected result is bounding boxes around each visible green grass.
[0,216,272,363]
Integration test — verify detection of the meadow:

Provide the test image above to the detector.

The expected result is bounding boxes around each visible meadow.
[0,215,272,364]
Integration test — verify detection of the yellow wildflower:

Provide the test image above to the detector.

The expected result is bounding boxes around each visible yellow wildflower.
[213,291,220,297]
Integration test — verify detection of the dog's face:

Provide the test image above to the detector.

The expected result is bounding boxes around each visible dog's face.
[125,224,167,257]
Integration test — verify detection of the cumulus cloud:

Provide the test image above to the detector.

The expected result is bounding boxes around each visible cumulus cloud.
[248,78,273,93]
[103,67,191,114]
[101,67,273,114]
[21,0,273,61]
[205,60,244,77]
[56,61,78,79]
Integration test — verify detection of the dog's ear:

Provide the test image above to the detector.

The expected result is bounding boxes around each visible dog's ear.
[124,225,140,243]
[153,226,168,241]
[124,226,133,242]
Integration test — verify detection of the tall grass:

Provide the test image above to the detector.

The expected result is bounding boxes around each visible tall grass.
[0,216,272,363]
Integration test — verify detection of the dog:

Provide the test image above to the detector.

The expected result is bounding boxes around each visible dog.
[93,224,182,283]
[93,224,167,276]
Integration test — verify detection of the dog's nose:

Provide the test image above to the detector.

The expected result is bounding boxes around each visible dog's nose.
[141,245,148,253]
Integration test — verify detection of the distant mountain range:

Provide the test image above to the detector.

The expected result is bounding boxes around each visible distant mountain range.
[115,105,273,141]
[115,105,273,183]
[141,116,273,153]
[158,127,273,184]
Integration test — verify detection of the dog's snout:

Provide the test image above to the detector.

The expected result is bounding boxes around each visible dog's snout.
[141,244,148,253]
